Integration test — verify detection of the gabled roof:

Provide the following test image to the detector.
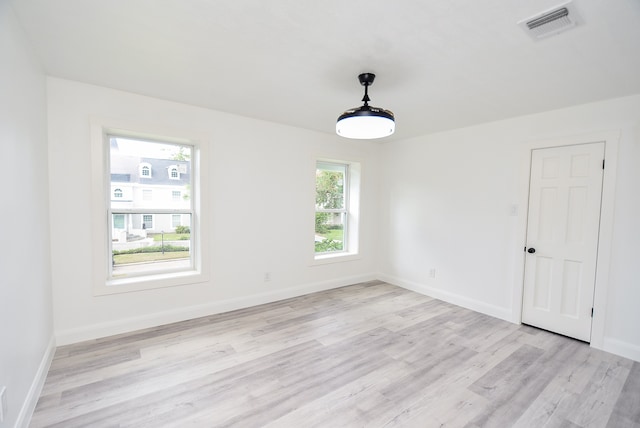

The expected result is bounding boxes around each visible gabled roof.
[110,155,190,186]
[139,157,190,186]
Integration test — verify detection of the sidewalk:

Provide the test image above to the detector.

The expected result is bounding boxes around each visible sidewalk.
[113,258,190,275]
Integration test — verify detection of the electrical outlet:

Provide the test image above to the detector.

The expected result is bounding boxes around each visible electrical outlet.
[0,386,6,423]
[264,272,271,282]
[429,268,436,278]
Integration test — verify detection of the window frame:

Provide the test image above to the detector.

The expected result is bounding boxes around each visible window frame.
[312,158,361,264]
[90,119,209,295]
[108,137,192,279]
[315,161,349,255]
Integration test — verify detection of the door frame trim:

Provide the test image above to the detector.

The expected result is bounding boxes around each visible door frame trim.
[512,130,620,350]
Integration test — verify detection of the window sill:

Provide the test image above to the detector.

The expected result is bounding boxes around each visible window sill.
[94,269,208,295]
[312,252,361,266]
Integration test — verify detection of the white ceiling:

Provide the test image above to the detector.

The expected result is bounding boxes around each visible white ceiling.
[10,0,640,141]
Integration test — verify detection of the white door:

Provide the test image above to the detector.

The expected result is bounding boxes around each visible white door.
[522,142,604,342]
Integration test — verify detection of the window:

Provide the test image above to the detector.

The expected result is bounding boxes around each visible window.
[114,188,123,198]
[169,166,179,179]
[140,164,151,177]
[172,214,181,228]
[315,161,348,255]
[92,120,208,295]
[142,214,153,230]
[113,214,125,229]
[313,159,361,262]
[107,135,196,283]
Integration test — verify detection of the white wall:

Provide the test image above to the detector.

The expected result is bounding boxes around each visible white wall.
[0,1,54,426]
[46,76,640,364]
[379,94,640,361]
[47,78,380,344]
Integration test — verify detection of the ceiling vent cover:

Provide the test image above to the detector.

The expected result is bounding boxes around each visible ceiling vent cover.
[518,2,579,40]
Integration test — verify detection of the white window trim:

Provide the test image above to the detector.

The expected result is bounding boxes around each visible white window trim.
[312,157,361,265]
[90,119,210,295]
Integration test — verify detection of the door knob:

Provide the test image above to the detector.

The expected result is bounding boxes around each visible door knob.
[527,248,536,254]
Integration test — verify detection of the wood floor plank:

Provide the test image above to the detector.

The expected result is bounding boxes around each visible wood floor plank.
[372,334,527,427]
[262,360,413,428]
[30,282,640,428]
[607,362,640,427]
[567,358,633,427]
[512,342,597,427]
[467,338,585,427]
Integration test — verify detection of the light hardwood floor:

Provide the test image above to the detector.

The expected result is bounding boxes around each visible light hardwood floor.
[31,281,640,427]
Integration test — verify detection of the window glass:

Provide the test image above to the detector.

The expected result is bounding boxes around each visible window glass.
[315,162,348,254]
[142,214,153,229]
[113,214,125,229]
[109,136,193,279]
[172,214,181,227]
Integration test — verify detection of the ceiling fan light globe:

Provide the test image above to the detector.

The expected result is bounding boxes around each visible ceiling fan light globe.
[336,106,395,139]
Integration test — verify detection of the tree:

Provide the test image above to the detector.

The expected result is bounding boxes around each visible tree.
[315,170,344,209]
[314,238,343,253]
[315,169,345,244]
[171,147,190,161]
[315,212,330,234]
[182,183,191,201]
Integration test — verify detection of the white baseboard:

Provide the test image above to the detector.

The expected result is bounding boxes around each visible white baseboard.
[55,273,376,346]
[602,337,640,363]
[378,273,513,322]
[16,334,56,428]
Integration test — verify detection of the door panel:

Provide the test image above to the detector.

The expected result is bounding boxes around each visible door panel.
[533,256,552,310]
[522,142,604,342]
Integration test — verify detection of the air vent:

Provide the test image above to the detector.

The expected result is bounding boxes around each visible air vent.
[518,2,579,40]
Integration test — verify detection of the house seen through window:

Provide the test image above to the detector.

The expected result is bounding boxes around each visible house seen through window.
[109,136,194,279]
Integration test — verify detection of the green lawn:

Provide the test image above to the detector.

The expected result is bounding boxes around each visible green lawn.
[113,251,189,265]
[317,229,344,241]
[149,233,190,241]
